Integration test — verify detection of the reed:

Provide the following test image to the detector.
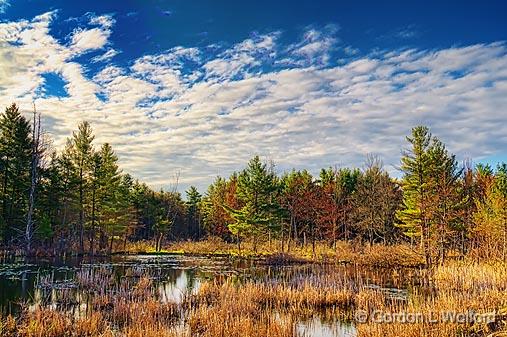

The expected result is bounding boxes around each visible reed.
[355,262,507,337]
[2,260,507,337]
[124,237,425,267]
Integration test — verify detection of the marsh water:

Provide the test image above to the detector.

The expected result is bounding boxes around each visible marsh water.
[0,254,419,337]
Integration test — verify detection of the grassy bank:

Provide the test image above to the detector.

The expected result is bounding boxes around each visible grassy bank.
[124,237,426,268]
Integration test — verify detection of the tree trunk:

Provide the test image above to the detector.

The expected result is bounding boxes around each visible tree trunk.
[156,232,163,252]
[312,225,316,258]
[2,157,8,243]
[280,225,285,252]
[332,219,337,249]
[287,214,293,252]
[79,165,84,255]
[422,219,432,268]
[25,107,41,254]
[503,218,507,262]
[90,184,96,255]
[109,231,114,254]
[60,197,68,253]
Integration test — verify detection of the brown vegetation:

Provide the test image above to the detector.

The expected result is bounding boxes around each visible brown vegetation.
[124,237,426,267]
[2,261,507,337]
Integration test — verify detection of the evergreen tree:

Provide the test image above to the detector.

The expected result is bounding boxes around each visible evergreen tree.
[55,146,80,251]
[227,156,279,252]
[67,121,95,253]
[36,152,63,248]
[0,103,32,243]
[200,176,238,239]
[397,126,436,265]
[98,144,121,243]
[428,139,463,263]
[397,126,460,266]
[115,174,138,251]
[185,186,202,239]
[88,152,101,253]
[130,181,155,240]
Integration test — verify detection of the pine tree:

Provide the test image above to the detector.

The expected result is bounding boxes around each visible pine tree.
[227,156,279,252]
[397,126,461,266]
[200,176,237,239]
[428,139,463,263]
[116,174,138,251]
[67,121,95,253]
[154,190,185,252]
[55,146,80,251]
[95,143,122,253]
[397,126,436,266]
[0,103,32,243]
[185,186,202,239]
[36,152,65,249]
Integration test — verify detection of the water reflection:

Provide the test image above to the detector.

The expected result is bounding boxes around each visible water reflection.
[297,316,356,337]
[0,255,418,336]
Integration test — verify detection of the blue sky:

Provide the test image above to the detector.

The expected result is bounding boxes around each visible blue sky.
[0,0,506,192]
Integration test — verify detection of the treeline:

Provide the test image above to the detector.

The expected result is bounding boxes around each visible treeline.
[198,127,507,265]
[1,103,506,264]
[0,104,194,255]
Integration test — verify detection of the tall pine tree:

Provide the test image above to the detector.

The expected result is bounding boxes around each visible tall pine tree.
[66,121,95,253]
[0,103,32,243]
[227,156,279,252]
[397,126,436,266]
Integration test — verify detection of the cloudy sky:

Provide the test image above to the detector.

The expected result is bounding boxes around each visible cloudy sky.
[0,0,506,193]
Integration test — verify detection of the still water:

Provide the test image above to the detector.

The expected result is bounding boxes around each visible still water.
[0,254,415,336]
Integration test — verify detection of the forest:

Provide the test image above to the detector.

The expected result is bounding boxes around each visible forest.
[1,102,507,266]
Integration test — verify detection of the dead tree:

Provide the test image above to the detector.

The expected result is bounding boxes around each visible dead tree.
[25,102,42,253]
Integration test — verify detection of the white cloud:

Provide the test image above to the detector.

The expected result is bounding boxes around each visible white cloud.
[203,33,278,81]
[0,0,9,14]
[91,48,120,63]
[93,65,125,83]
[1,12,506,193]
[68,13,115,55]
[88,14,115,28]
[70,27,109,53]
[279,24,339,67]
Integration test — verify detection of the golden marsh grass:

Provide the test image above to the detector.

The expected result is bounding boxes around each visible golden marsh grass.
[1,260,507,337]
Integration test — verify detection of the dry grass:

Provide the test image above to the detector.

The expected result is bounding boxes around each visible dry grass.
[433,261,507,293]
[2,259,507,337]
[187,283,297,337]
[17,309,108,337]
[357,244,424,267]
[355,262,507,337]
[124,237,425,267]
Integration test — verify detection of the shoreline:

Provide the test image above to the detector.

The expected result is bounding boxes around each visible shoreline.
[2,239,428,268]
